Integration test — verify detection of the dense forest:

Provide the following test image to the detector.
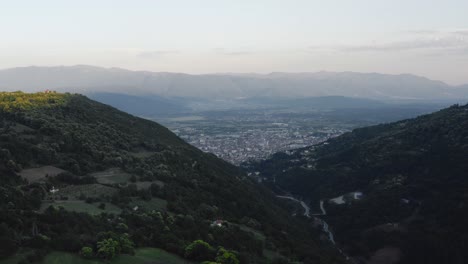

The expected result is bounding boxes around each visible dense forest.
[0,92,343,264]
[245,103,468,264]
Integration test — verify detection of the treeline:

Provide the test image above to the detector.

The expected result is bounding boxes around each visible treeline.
[0,91,69,112]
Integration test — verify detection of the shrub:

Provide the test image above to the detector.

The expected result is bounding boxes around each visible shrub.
[80,246,94,259]
[216,247,239,264]
[184,240,215,261]
[119,233,135,255]
[97,238,119,260]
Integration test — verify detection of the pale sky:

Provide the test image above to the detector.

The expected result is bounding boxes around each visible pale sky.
[1,0,468,84]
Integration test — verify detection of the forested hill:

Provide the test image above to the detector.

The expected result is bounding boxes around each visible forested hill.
[0,92,342,264]
[245,104,468,264]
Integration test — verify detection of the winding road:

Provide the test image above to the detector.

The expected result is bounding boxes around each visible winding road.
[277,196,336,245]
[276,195,311,217]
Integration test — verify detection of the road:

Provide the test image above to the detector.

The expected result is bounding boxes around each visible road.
[277,195,335,244]
[276,195,310,217]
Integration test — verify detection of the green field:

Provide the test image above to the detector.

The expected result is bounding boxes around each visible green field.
[0,248,192,264]
[135,180,165,190]
[263,249,282,261]
[90,168,132,185]
[112,248,192,264]
[0,249,33,264]
[57,184,118,199]
[40,200,122,215]
[1,248,190,264]
[129,197,168,211]
[18,165,65,183]
[238,225,266,241]
[129,151,155,158]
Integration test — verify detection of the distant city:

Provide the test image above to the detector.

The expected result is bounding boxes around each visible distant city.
[158,110,357,164]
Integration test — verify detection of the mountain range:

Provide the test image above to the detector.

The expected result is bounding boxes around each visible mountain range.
[1,65,467,101]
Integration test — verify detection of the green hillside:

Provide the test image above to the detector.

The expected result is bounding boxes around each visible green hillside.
[0,92,342,264]
[245,104,468,264]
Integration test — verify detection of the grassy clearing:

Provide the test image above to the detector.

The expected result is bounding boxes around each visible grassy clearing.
[90,168,131,185]
[18,166,65,183]
[129,197,167,212]
[263,249,282,261]
[40,252,101,264]
[58,184,118,199]
[40,200,121,215]
[135,181,152,190]
[234,224,266,241]
[135,180,165,190]
[11,123,35,133]
[2,248,193,264]
[129,151,155,158]
[0,248,33,264]
[113,248,192,264]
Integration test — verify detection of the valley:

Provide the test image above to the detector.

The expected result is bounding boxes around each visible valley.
[0,92,344,264]
[245,103,468,263]
[155,106,441,165]
[2,1,468,263]
[1,91,464,264]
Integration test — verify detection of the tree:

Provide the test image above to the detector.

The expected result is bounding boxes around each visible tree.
[80,246,93,259]
[119,233,135,255]
[116,223,128,232]
[97,238,119,260]
[216,248,239,264]
[184,240,215,261]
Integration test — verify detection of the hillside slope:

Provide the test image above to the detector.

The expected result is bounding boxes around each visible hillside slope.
[0,92,342,264]
[245,104,468,264]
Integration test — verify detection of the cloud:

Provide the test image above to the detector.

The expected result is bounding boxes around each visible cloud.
[404,29,468,36]
[405,30,439,35]
[454,30,468,36]
[343,37,467,52]
[136,50,180,59]
[224,51,252,56]
[213,48,253,56]
[307,30,468,55]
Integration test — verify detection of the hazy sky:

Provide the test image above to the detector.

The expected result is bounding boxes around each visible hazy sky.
[1,0,468,84]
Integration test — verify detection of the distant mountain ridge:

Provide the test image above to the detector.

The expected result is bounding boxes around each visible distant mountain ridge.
[1,65,467,101]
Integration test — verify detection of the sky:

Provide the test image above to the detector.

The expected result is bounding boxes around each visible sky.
[1,0,468,84]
